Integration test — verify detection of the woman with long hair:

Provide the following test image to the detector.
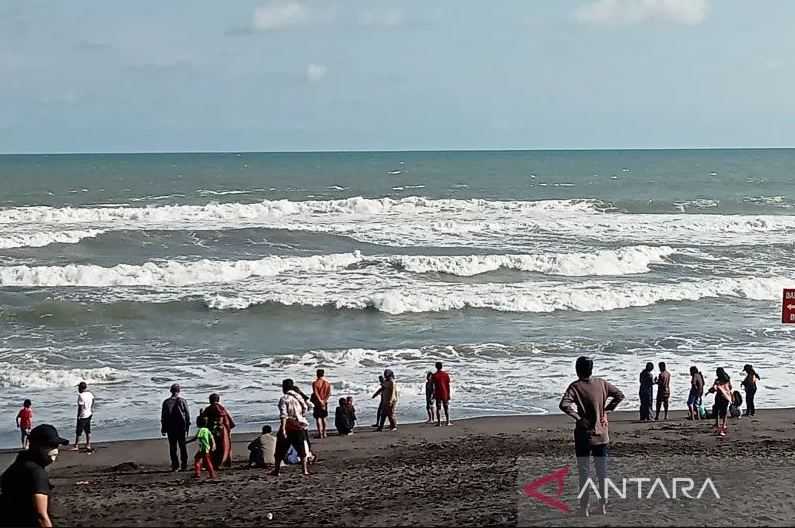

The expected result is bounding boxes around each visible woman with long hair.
[203,393,236,468]
[741,364,760,416]
[707,368,732,437]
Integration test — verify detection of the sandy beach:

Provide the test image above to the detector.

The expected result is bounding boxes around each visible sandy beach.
[2,409,794,527]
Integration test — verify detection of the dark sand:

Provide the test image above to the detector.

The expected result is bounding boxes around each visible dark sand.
[2,409,795,527]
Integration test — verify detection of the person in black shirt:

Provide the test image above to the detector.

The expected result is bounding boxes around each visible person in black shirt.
[161,383,191,472]
[0,424,68,527]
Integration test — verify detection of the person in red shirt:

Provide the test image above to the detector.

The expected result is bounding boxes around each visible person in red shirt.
[431,362,452,426]
[16,399,33,449]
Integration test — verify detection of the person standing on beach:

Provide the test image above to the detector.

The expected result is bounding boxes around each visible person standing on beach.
[161,383,190,472]
[741,364,760,417]
[371,375,385,427]
[203,394,235,469]
[707,367,733,436]
[73,382,94,452]
[376,369,398,432]
[654,362,671,421]
[16,400,33,449]
[559,356,625,517]
[638,363,654,421]
[687,366,705,420]
[272,379,310,476]
[311,369,332,439]
[425,372,436,424]
[0,424,69,528]
[431,362,452,426]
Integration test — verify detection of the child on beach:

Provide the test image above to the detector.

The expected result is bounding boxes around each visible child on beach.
[16,400,33,449]
[188,416,216,479]
[707,367,733,437]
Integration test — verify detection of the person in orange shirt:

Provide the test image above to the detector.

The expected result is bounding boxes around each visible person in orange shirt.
[311,369,332,439]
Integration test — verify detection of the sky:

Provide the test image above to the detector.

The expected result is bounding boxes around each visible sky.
[1,0,794,153]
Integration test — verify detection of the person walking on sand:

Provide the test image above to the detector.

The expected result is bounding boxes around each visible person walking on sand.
[188,415,216,479]
[654,362,671,421]
[376,369,398,432]
[687,366,705,420]
[741,364,760,417]
[559,356,625,518]
[272,379,310,476]
[425,372,436,424]
[73,382,94,452]
[638,363,654,421]
[311,369,332,439]
[707,367,733,437]
[0,424,68,528]
[161,383,191,472]
[431,362,452,426]
[16,400,33,449]
[203,394,235,469]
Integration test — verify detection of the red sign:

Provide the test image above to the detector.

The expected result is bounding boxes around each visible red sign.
[784,289,795,324]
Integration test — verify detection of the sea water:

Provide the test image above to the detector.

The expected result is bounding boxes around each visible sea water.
[0,149,793,446]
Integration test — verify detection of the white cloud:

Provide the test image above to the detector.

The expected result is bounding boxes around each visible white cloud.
[306,63,328,82]
[254,1,308,31]
[575,0,709,26]
[359,8,404,28]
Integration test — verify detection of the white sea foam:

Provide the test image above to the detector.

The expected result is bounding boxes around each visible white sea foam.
[0,366,123,389]
[0,229,105,249]
[203,275,787,314]
[390,246,675,276]
[0,246,678,287]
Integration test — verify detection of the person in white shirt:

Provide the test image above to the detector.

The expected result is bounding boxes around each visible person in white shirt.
[73,381,95,452]
[272,379,310,476]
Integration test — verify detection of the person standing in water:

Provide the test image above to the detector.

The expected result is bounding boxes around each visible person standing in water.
[654,362,671,421]
[16,400,33,449]
[687,366,705,420]
[73,382,95,452]
[161,383,191,472]
[707,367,733,436]
[638,363,654,421]
[311,369,332,439]
[560,356,625,517]
[741,364,760,417]
[431,362,452,426]
[376,369,398,432]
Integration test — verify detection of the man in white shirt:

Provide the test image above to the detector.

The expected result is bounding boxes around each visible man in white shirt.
[73,381,95,452]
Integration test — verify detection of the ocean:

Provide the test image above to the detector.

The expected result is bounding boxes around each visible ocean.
[1,149,793,447]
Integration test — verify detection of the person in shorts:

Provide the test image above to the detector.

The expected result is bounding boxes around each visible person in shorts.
[431,362,452,426]
[311,369,331,439]
[687,366,705,420]
[272,379,310,476]
[16,400,33,449]
[73,382,95,452]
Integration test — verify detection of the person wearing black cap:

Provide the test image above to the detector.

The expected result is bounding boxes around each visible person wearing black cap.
[161,383,191,472]
[0,424,68,527]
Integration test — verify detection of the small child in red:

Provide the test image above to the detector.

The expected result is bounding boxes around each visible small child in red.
[16,399,33,449]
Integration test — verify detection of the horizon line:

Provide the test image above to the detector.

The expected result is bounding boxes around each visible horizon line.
[2,146,795,156]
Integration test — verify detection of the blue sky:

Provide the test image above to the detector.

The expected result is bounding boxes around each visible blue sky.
[1,0,794,153]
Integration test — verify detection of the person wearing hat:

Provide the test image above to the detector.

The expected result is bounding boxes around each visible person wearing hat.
[161,383,191,472]
[73,381,95,452]
[0,424,68,527]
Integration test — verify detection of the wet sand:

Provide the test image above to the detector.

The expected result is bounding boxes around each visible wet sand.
[2,409,794,527]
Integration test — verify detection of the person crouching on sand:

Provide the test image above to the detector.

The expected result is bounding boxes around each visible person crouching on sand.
[638,363,654,421]
[741,364,760,417]
[335,398,354,435]
[559,356,625,518]
[273,379,311,476]
[188,415,216,479]
[248,425,276,468]
[707,367,733,437]
[687,366,705,420]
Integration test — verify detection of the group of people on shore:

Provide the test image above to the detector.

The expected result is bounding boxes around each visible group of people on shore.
[637,362,760,436]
